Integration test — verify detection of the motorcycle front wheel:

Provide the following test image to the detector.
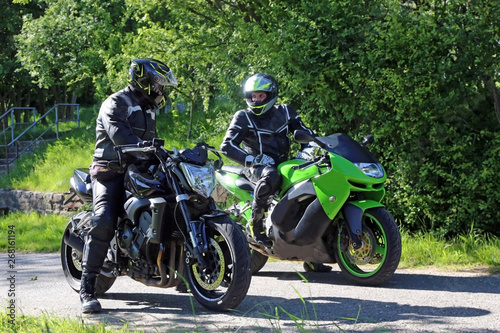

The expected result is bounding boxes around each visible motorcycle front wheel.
[186,215,252,312]
[334,207,401,286]
[60,213,116,296]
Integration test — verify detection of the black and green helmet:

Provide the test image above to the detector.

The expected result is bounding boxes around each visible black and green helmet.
[243,73,278,116]
[129,59,178,109]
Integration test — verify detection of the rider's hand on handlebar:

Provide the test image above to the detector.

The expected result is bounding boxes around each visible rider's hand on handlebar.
[245,154,275,168]
[296,145,317,161]
[138,140,153,148]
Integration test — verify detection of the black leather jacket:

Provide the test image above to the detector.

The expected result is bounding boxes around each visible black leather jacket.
[220,104,314,166]
[93,86,157,163]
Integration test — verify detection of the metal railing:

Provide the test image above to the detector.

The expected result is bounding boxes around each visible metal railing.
[0,104,80,173]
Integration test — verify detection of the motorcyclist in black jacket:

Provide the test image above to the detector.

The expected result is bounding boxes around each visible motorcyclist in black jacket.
[220,73,332,273]
[80,59,178,313]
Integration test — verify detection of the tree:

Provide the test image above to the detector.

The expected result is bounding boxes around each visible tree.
[15,0,137,111]
[0,0,44,121]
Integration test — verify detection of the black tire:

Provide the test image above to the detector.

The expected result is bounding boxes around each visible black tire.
[60,213,116,296]
[251,249,269,274]
[231,213,268,274]
[334,207,401,286]
[186,215,252,312]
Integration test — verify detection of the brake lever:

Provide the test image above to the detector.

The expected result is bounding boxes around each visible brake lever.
[292,157,322,170]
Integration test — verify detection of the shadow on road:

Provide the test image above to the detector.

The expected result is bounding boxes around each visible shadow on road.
[255,268,500,294]
[94,284,491,333]
[11,254,499,332]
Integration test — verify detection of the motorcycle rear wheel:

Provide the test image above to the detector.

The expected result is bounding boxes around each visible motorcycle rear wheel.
[334,207,401,286]
[186,215,252,312]
[60,216,116,296]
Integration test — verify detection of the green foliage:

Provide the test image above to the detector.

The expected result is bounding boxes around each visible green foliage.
[353,1,500,237]
[0,0,43,113]
[3,0,500,237]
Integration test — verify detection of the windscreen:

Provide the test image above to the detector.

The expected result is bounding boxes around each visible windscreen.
[316,133,379,164]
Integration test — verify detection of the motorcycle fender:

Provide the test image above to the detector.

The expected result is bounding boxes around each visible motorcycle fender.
[342,200,384,237]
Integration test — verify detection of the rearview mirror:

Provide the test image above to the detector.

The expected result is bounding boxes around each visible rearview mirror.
[294,130,316,143]
[361,135,374,147]
[294,130,326,148]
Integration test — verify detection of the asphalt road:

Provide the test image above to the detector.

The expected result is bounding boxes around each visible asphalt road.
[1,253,499,332]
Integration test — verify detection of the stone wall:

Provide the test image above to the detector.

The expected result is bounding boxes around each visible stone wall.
[0,188,84,216]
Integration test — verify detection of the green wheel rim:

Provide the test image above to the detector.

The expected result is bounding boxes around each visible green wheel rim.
[337,212,388,278]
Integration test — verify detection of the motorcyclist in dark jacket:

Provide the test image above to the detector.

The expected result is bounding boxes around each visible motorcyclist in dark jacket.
[80,59,177,313]
[220,73,331,273]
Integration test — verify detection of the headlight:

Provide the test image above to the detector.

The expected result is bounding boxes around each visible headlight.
[354,162,384,178]
[179,162,216,197]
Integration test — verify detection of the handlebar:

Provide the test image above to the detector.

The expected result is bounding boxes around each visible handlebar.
[114,139,224,170]
[117,144,157,154]
[291,156,324,170]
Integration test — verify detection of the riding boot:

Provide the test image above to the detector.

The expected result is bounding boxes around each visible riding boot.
[251,203,273,247]
[303,262,332,273]
[80,234,108,314]
[80,275,102,313]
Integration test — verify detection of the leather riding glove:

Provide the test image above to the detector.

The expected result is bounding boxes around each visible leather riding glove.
[245,154,275,167]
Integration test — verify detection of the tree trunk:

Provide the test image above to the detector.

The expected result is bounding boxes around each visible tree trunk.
[39,89,47,125]
[188,97,194,139]
[492,84,500,125]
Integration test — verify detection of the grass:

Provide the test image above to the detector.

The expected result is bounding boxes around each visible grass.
[0,212,67,252]
[0,311,142,333]
[0,107,98,192]
[400,229,500,273]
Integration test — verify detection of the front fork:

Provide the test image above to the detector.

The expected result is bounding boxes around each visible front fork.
[168,170,209,267]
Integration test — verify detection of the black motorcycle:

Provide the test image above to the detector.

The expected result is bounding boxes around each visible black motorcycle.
[61,139,252,312]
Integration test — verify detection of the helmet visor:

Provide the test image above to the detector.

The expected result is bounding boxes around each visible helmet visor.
[151,62,178,87]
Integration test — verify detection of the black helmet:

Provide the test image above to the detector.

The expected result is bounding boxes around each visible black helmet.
[129,59,178,109]
[243,73,278,115]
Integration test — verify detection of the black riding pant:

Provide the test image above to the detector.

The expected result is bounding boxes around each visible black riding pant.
[82,175,124,279]
[248,165,281,211]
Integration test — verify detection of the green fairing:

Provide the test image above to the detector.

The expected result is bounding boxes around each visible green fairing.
[346,200,385,211]
[215,171,253,202]
[278,156,387,220]
[215,171,253,224]
[277,160,324,193]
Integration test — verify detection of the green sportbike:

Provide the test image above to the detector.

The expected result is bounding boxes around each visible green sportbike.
[214,130,401,286]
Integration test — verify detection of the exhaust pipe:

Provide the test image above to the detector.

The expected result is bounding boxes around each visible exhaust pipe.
[63,228,84,253]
